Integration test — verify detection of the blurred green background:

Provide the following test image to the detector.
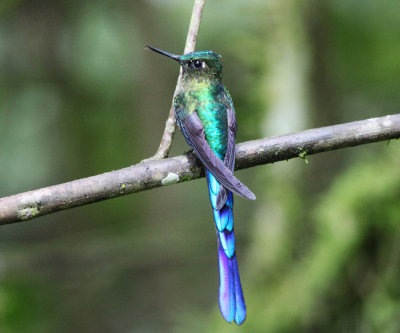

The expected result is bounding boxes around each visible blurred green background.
[1,0,400,332]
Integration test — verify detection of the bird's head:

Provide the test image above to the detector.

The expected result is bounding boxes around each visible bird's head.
[146,46,223,81]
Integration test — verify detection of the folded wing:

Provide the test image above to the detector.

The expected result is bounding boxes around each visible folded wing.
[175,108,255,201]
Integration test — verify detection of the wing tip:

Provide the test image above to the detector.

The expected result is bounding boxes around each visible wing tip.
[239,188,256,201]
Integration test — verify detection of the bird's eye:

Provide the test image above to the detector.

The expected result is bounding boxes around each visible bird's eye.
[193,60,203,68]
[188,60,204,69]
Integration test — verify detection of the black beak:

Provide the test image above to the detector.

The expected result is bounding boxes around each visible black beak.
[146,46,181,63]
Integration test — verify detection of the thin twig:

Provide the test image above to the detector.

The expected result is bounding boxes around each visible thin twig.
[1,114,400,225]
[150,0,206,160]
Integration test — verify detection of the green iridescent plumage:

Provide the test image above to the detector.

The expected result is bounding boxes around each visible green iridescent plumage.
[175,82,228,159]
[147,46,255,325]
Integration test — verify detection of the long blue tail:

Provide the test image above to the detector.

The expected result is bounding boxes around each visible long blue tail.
[206,170,246,325]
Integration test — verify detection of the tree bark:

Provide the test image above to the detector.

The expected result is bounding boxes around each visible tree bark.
[1,114,399,225]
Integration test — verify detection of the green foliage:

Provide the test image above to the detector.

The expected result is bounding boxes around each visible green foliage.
[0,280,53,332]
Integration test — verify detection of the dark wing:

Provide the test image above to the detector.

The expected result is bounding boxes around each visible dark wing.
[224,107,237,171]
[214,87,238,209]
[219,86,237,172]
[215,106,237,209]
[175,106,255,201]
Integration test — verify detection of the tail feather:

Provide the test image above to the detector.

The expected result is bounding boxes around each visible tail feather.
[218,239,246,325]
[218,240,235,323]
[233,256,246,324]
[213,206,230,232]
[219,229,235,258]
[207,170,246,325]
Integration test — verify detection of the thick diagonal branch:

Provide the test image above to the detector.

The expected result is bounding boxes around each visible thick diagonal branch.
[1,114,400,225]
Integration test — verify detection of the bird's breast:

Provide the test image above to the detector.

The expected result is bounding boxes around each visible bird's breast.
[176,81,228,159]
[195,91,228,160]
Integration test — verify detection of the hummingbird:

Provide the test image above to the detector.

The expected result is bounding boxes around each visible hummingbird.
[147,46,256,325]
